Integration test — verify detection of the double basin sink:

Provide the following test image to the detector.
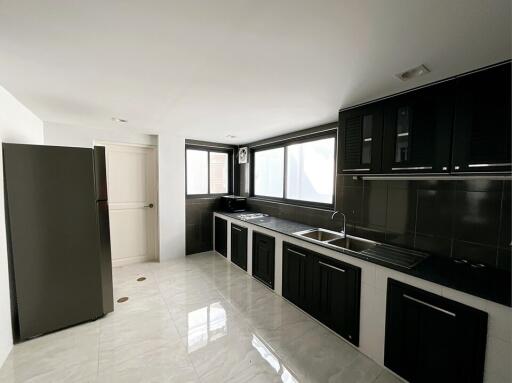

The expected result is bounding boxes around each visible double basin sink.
[293,228,427,269]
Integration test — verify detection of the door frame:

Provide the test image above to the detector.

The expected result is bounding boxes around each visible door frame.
[94,141,160,263]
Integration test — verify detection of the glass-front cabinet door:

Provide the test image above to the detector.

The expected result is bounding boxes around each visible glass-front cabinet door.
[338,103,383,174]
[382,82,454,173]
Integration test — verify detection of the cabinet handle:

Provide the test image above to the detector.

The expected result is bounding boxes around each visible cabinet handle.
[442,166,448,171]
[403,294,456,317]
[467,163,511,168]
[319,261,345,273]
[288,249,306,257]
[391,166,432,171]
[454,165,460,170]
[232,227,242,232]
[343,168,370,172]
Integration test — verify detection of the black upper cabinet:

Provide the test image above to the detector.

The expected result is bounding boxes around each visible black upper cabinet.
[451,62,511,173]
[282,243,315,314]
[340,61,510,176]
[385,279,488,383]
[338,103,383,174]
[314,255,361,346]
[252,232,275,289]
[382,82,455,173]
[231,224,247,271]
[214,217,227,257]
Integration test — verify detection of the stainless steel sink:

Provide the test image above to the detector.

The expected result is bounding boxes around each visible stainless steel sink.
[294,228,345,242]
[328,236,377,252]
[293,228,428,269]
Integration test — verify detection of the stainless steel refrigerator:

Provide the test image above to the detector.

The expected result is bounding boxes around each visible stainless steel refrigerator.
[3,143,114,341]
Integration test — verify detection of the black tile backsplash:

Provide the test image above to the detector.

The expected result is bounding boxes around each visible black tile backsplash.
[453,190,502,246]
[416,189,454,237]
[244,175,511,271]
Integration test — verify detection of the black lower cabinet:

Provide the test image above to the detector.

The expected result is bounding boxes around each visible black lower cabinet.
[252,232,275,289]
[314,255,361,346]
[231,224,247,270]
[282,242,361,346]
[282,243,315,315]
[385,279,488,383]
[214,217,227,257]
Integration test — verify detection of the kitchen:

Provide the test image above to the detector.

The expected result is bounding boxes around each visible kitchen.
[0,1,510,382]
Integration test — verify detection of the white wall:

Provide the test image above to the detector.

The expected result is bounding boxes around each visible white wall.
[157,133,186,260]
[0,86,44,367]
[44,121,157,148]
[43,122,186,261]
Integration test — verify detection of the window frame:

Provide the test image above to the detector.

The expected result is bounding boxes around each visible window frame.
[186,144,233,198]
[250,131,337,209]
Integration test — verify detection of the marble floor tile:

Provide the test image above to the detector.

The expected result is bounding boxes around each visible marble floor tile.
[0,251,389,382]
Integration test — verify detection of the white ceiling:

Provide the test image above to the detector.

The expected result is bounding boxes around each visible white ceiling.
[0,0,510,144]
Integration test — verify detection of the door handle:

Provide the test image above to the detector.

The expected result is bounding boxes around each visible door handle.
[288,249,306,257]
[391,166,432,171]
[318,261,345,273]
[144,203,154,208]
[403,294,456,317]
[467,163,511,168]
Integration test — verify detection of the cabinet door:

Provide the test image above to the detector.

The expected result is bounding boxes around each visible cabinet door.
[282,243,315,314]
[452,63,511,173]
[315,256,361,346]
[385,279,488,383]
[338,103,383,174]
[214,217,227,257]
[231,224,247,271]
[382,82,454,173]
[252,232,275,289]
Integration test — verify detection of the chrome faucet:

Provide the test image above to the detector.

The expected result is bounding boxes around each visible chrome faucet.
[331,211,346,238]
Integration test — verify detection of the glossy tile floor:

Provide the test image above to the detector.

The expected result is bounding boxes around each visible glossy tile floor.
[0,252,402,383]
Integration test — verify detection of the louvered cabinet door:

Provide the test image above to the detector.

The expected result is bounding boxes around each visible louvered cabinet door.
[338,104,383,174]
[381,82,455,174]
[451,62,511,173]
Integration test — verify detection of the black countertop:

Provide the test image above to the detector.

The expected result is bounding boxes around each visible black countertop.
[217,211,511,307]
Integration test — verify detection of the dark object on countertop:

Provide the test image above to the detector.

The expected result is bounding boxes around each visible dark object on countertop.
[3,143,114,341]
[221,195,247,212]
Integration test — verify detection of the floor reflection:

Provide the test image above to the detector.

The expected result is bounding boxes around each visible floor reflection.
[187,301,227,353]
[251,334,298,383]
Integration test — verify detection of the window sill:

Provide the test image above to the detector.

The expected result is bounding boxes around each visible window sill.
[248,196,335,212]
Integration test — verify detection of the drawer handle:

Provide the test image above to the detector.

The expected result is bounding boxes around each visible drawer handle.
[342,168,370,172]
[391,166,432,171]
[232,227,242,232]
[288,249,306,257]
[403,294,456,317]
[467,163,511,168]
[319,261,345,273]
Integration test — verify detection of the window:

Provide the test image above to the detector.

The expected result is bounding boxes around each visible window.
[286,137,335,204]
[254,148,284,198]
[186,146,231,196]
[209,152,229,194]
[252,133,336,206]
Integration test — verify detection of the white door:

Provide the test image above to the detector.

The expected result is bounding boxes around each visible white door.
[104,143,158,266]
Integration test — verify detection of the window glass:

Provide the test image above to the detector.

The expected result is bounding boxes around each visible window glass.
[254,148,284,198]
[186,149,208,194]
[209,152,228,194]
[286,137,335,204]
[395,106,410,162]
